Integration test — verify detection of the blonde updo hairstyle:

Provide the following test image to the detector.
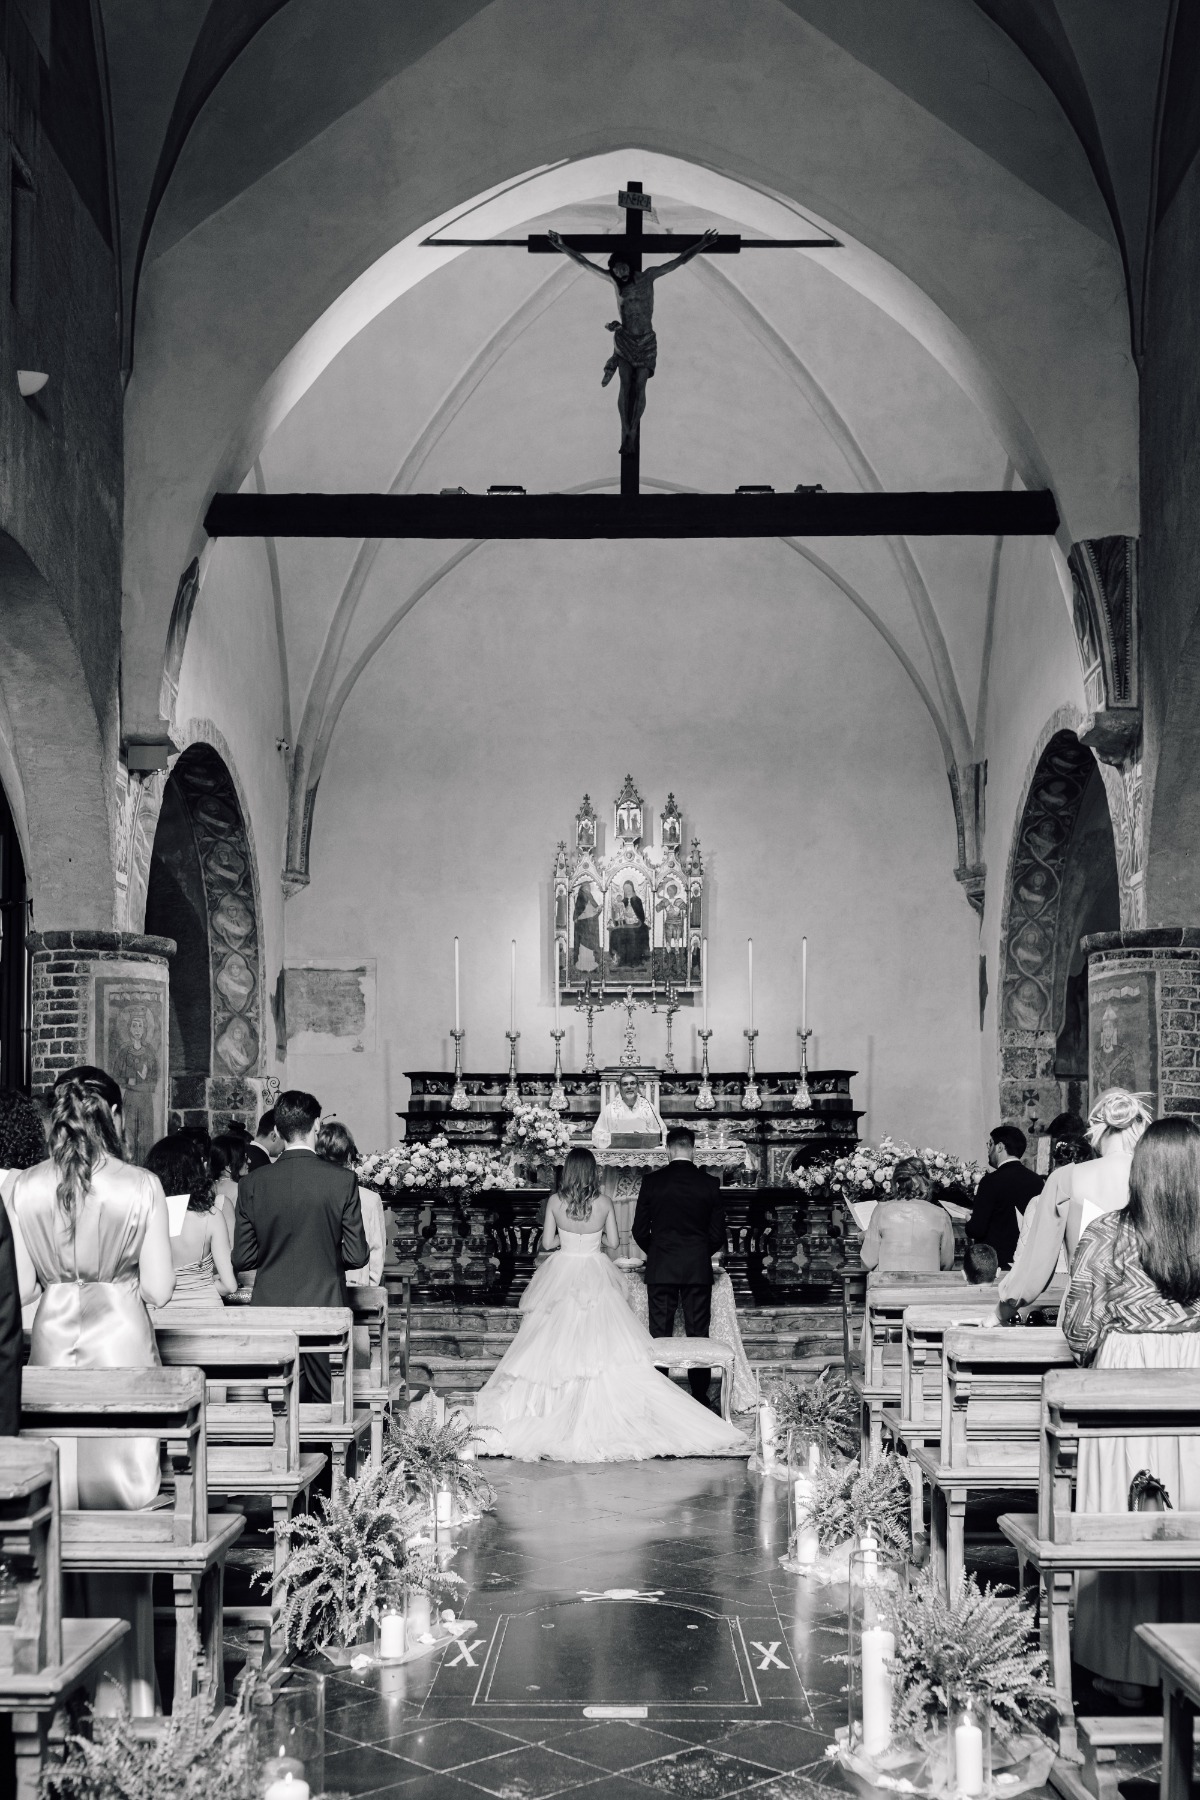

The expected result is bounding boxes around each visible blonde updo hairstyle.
[49,1066,124,1225]
[1086,1087,1153,1155]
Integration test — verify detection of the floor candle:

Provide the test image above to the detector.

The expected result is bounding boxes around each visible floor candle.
[406,1592,432,1646]
[436,1486,454,1529]
[791,1477,819,1564]
[263,1770,310,1800]
[860,1624,895,1755]
[955,1720,985,1796]
[379,1610,405,1660]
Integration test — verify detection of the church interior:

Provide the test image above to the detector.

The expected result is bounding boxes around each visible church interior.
[4,2,1200,1796]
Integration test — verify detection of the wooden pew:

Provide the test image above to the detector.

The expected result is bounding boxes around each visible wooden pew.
[881,1303,1004,1539]
[911,1327,1073,1594]
[1134,1624,1200,1800]
[0,1440,127,1800]
[20,1367,244,1711]
[347,1286,393,1468]
[999,1368,1200,1762]
[229,1307,372,1497]
[854,1276,993,1458]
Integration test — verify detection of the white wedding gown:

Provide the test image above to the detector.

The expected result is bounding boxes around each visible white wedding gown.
[473,1231,748,1462]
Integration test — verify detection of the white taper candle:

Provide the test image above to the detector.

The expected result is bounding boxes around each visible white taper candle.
[454,937,461,1034]
[747,938,754,1031]
[801,935,807,1034]
[702,938,708,1030]
[510,939,516,1034]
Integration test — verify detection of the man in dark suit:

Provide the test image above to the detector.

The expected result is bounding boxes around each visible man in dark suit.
[0,1198,22,1436]
[632,1126,726,1405]
[244,1107,282,1172]
[232,1089,368,1401]
[967,1122,1044,1270]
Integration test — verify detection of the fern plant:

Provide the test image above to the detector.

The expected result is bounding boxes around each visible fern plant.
[765,1367,859,1461]
[883,1572,1057,1747]
[797,1453,910,1554]
[385,1405,495,1513]
[40,1692,260,1799]
[263,1464,459,1654]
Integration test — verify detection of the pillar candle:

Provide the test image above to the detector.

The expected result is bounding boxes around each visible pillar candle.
[379,1611,405,1660]
[436,1485,454,1529]
[801,936,807,1034]
[406,1591,432,1646]
[702,938,708,1030]
[510,939,516,1035]
[954,1721,985,1797]
[791,1477,819,1565]
[747,938,754,1031]
[860,1625,895,1754]
[454,937,461,1034]
[859,1526,879,1575]
[264,1775,310,1800]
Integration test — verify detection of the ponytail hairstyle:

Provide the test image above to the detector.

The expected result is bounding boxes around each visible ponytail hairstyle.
[50,1066,124,1225]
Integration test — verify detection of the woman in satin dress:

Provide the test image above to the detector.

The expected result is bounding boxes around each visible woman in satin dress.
[9,1066,175,1715]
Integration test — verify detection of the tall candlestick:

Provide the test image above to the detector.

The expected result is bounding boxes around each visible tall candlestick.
[510,939,516,1035]
[454,937,461,1034]
[801,935,807,1034]
[702,938,708,1030]
[747,938,754,1032]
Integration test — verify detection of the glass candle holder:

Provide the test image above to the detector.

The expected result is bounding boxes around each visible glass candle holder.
[379,1607,406,1661]
[757,1399,778,1470]
[435,1482,454,1531]
[254,1667,325,1800]
[786,1434,821,1566]
[405,1588,433,1648]
[947,1691,991,1799]
[847,1546,906,1760]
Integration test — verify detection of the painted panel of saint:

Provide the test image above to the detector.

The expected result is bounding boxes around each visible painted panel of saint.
[96,978,167,1163]
[572,881,603,974]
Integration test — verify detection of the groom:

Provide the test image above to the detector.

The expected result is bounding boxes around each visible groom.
[632,1126,726,1406]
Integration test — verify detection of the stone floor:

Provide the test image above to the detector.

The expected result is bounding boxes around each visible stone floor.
[307,1459,1044,1800]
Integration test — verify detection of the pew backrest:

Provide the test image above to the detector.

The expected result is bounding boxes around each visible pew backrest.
[865,1279,996,1387]
[347,1286,389,1388]
[900,1304,1001,1427]
[942,1327,1073,1468]
[231,1307,354,1421]
[156,1328,300,1472]
[1039,1367,1200,1539]
[21,1367,206,1544]
[0,1436,59,1672]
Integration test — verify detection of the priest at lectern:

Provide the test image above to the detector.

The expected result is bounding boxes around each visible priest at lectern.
[591,1070,666,1150]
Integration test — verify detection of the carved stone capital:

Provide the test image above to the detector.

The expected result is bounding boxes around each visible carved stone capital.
[1078,709,1142,766]
[1068,535,1138,714]
[949,760,987,916]
[954,863,986,918]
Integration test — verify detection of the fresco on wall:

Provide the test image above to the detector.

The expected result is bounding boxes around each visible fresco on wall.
[95,976,168,1162]
[1089,965,1158,1108]
[285,962,377,1056]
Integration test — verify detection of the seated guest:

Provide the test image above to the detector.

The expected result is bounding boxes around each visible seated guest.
[316,1119,385,1285]
[1062,1116,1200,1703]
[998,1109,1100,1317]
[144,1135,237,1312]
[591,1071,665,1150]
[963,1241,998,1285]
[966,1124,1042,1270]
[245,1108,282,1171]
[233,1090,369,1401]
[860,1158,956,1275]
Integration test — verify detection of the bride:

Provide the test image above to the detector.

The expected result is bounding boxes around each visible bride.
[475,1148,747,1461]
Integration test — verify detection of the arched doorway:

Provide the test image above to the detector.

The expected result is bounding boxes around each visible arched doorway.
[998,730,1120,1136]
[145,745,263,1135]
[0,779,29,1089]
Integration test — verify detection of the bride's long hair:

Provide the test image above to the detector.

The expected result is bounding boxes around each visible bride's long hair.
[50,1066,124,1225]
[558,1147,600,1220]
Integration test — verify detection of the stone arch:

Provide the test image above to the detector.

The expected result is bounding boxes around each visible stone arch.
[145,740,263,1134]
[997,717,1120,1136]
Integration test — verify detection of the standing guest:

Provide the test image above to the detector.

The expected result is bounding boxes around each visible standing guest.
[0,1165,23,1434]
[0,1090,48,1332]
[8,1067,174,1715]
[244,1108,282,1172]
[316,1120,385,1286]
[860,1158,956,1276]
[1061,1088,1151,1262]
[963,1242,998,1285]
[1062,1116,1200,1702]
[998,1111,1097,1318]
[966,1125,1043,1270]
[233,1090,369,1401]
[144,1136,237,1314]
[633,1126,726,1406]
[210,1132,250,1242]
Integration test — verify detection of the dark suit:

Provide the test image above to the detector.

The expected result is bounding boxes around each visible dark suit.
[967,1159,1043,1269]
[0,1200,21,1436]
[632,1159,726,1401]
[244,1143,272,1172]
[233,1148,368,1402]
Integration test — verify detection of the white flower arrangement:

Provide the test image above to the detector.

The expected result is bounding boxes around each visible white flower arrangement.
[787,1135,981,1202]
[355,1134,507,1197]
[502,1103,573,1165]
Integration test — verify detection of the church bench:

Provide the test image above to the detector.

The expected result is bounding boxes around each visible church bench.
[154,1327,325,1665]
[910,1327,1073,1594]
[854,1277,992,1458]
[224,1306,370,1497]
[999,1368,1200,1762]
[0,1439,128,1800]
[1133,1624,1200,1800]
[348,1285,394,1467]
[19,1367,244,1712]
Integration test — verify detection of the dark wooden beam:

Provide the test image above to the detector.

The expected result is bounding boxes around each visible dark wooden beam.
[204,489,1060,541]
[423,233,838,253]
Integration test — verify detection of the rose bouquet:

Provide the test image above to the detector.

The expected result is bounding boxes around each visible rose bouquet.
[787,1136,981,1203]
[502,1103,573,1166]
[356,1134,507,1197]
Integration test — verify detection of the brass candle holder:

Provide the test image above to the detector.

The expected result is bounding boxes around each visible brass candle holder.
[549,1028,567,1111]
[793,1025,813,1111]
[742,1027,762,1111]
[450,1027,469,1111]
[695,1027,715,1111]
[503,1029,521,1111]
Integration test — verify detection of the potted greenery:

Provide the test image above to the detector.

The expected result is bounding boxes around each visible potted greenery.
[767,1366,859,1465]
[385,1404,495,1525]
[785,1453,909,1583]
[831,1572,1057,1797]
[265,1464,458,1665]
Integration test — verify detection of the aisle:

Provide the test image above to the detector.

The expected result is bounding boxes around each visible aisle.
[312,1462,848,1796]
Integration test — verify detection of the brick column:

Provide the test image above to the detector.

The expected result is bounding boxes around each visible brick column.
[27,931,174,1159]
[1083,929,1200,1120]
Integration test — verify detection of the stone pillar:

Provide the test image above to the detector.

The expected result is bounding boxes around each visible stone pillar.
[1083,929,1200,1119]
[28,930,174,1162]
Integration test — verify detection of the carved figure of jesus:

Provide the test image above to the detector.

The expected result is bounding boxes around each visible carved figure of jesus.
[547,227,719,452]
